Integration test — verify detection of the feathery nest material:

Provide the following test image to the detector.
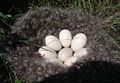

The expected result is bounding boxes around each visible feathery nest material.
[4,7,120,82]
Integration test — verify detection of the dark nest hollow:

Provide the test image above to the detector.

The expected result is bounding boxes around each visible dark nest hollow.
[2,7,120,83]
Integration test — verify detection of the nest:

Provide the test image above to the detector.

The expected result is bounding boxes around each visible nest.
[4,7,120,83]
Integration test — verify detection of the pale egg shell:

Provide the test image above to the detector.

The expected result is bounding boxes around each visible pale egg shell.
[74,48,88,57]
[45,35,62,51]
[46,58,65,67]
[58,48,73,62]
[59,29,72,47]
[64,56,79,67]
[38,46,57,59]
[71,33,87,51]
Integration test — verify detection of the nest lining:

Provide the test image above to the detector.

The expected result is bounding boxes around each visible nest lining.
[4,7,120,82]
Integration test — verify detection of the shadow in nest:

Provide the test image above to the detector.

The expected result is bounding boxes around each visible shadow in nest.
[40,61,120,83]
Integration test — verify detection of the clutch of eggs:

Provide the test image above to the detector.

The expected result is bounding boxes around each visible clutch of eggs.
[38,29,88,67]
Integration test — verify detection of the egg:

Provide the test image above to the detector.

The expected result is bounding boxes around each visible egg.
[45,35,62,51]
[38,46,57,59]
[46,58,65,67]
[59,29,72,47]
[58,48,73,62]
[71,33,87,51]
[74,48,88,57]
[64,56,79,67]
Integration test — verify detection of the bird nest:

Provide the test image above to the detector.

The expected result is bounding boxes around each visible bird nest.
[3,7,120,82]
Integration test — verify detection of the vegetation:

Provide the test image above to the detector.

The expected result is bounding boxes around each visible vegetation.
[0,0,119,82]
[0,12,13,52]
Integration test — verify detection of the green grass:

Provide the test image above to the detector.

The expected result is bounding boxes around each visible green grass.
[0,12,13,53]
[0,0,120,82]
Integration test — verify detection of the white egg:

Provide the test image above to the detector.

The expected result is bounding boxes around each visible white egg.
[58,48,73,62]
[46,58,65,67]
[64,56,79,67]
[74,48,88,57]
[45,35,62,51]
[59,29,72,47]
[38,46,57,59]
[71,33,87,51]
